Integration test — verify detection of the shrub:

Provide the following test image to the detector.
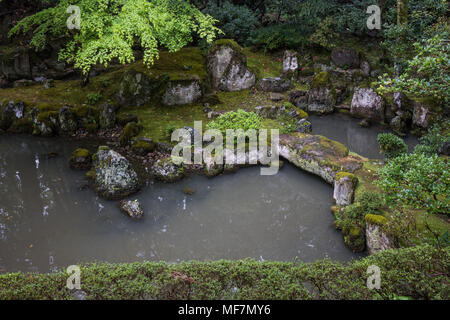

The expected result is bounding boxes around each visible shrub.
[206,109,262,135]
[376,152,449,216]
[377,133,407,159]
[87,93,102,106]
[414,121,450,155]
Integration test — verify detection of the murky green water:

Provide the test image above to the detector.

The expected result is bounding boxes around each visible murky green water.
[310,113,419,159]
[0,135,362,273]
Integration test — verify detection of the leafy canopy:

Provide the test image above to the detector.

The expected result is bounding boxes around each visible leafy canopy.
[9,0,221,74]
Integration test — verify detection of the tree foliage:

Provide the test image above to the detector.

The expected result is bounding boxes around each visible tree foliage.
[9,0,221,74]
[377,35,450,105]
[376,152,449,216]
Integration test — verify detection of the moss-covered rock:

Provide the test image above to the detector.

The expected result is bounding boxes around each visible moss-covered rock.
[333,172,358,206]
[207,39,255,92]
[343,225,366,252]
[365,214,394,255]
[58,106,77,135]
[279,133,362,184]
[120,122,142,146]
[365,214,387,226]
[131,139,156,155]
[99,103,116,129]
[1,101,25,130]
[117,113,138,126]
[69,148,92,170]
[90,146,140,200]
[308,72,336,114]
[152,156,185,183]
[7,117,33,134]
[119,199,144,219]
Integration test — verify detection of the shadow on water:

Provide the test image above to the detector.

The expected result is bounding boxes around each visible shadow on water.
[0,134,364,273]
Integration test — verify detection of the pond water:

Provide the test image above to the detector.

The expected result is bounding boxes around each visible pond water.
[310,113,419,159]
[0,135,362,273]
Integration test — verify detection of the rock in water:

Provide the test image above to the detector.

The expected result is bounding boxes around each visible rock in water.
[152,157,185,183]
[350,87,385,122]
[69,148,91,170]
[89,146,139,200]
[119,199,144,219]
[207,39,255,92]
[296,119,312,133]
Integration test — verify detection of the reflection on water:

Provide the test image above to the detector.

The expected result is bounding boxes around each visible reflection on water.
[310,114,419,159]
[0,135,361,273]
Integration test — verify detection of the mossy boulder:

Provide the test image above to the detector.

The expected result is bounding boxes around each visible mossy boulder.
[308,72,336,114]
[120,122,142,146]
[1,101,25,130]
[365,214,394,255]
[333,172,358,206]
[152,156,185,183]
[33,109,59,136]
[119,199,144,219]
[343,225,366,252]
[350,87,385,122]
[279,133,363,184]
[69,148,92,170]
[116,70,169,107]
[117,113,138,126]
[131,139,156,155]
[99,103,117,129]
[257,77,291,93]
[207,39,256,92]
[89,146,140,200]
[162,80,202,106]
[411,97,440,130]
[58,106,77,135]
[295,119,312,133]
[8,117,34,134]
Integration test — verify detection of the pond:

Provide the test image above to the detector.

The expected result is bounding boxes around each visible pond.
[0,135,362,273]
[310,113,419,159]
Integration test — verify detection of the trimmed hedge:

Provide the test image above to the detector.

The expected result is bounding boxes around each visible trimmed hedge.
[0,245,448,300]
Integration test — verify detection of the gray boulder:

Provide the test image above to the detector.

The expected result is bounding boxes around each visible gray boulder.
[152,156,185,183]
[411,99,437,130]
[296,119,312,133]
[59,106,77,134]
[1,101,25,130]
[99,103,116,129]
[331,47,360,68]
[307,72,335,114]
[283,50,298,77]
[333,172,358,206]
[117,71,169,106]
[207,40,255,92]
[90,146,140,200]
[162,80,202,105]
[257,77,290,92]
[350,87,384,122]
[119,199,144,219]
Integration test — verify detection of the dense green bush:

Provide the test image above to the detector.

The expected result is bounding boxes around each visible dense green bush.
[414,121,450,155]
[206,109,262,134]
[377,133,407,159]
[377,35,450,105]
[0,246,448,300]
[376,152,449,216]
[202,1,259,45]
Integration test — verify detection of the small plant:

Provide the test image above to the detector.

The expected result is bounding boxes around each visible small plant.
[87,92,102,105]
[414,121,450,155]
[165,124,177,138]
[377,133,407,159]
